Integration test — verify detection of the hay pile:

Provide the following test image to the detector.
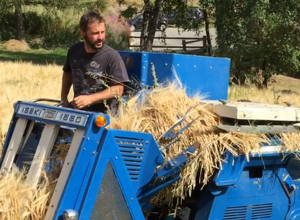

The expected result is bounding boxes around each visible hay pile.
[0,168,50,220]
[1,80,300,219]
[0,142,69,220]
[2,39,30,51]
[107,80,300,205]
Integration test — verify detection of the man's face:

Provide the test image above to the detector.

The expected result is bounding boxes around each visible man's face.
[81,22,106,52]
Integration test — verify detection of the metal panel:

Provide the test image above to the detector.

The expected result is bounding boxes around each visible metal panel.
[15,102,91,129]
[0,118,28,172]
[26,123,60,187]
[223,206,247,220]
[112,130,164,195]
[44,129,85,220]
[115,136,145,182]
[213,101,300,121]
[251,203,272,219]
[90,162,132,220]
[118,51,231,100]
[52,114,109,219]
[78,130,147,220]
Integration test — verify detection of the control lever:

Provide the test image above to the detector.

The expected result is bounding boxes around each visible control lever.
[282,174,296,197]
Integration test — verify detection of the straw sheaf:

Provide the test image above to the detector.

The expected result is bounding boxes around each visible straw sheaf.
[108,81,300,206]
[2,82,300,218]
[0,168,50,220]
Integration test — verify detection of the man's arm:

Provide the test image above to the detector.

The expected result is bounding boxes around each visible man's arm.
[72,84,124,109]
[61,71,72,107]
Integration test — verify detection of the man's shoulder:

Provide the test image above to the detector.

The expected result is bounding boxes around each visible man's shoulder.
[99,44,119,55]
[68,42,84,53]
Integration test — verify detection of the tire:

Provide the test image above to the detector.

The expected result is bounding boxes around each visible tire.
[159,23,167,32]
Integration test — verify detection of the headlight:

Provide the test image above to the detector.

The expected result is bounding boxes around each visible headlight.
[63,209,79,220]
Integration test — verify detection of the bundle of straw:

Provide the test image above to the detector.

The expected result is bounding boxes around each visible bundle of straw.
[0,168,50,220]
[107,80,274,205]
[2,80,300,219]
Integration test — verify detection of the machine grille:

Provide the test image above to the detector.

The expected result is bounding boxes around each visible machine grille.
[223,206,247,220]
[251,203,272,219]
[223,203,273,220]
[115,136,145,181]
[90,162,133,220]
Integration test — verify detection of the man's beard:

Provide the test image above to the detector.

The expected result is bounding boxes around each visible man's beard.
[84,35,104,50]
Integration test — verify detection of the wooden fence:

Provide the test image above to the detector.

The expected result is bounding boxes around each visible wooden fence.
[127,35,207,53]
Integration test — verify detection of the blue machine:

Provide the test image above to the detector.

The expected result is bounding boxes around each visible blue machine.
[118,51,231,100]
[1,51,300,220]
[195,149,300,220]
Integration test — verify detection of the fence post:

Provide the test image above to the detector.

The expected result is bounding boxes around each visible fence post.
[203,36,207,48]
[182,40,186,52]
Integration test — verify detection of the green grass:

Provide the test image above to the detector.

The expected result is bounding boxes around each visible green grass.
[0,48,67,65]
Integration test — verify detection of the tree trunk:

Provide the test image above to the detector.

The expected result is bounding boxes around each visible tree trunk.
[141,0,163,52]
[203,10,212,56]
[14,0,25,40]
[140,0,151,51]
[144,0,163,52]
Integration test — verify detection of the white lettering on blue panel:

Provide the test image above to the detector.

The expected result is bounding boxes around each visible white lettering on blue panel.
[17,104,89,127]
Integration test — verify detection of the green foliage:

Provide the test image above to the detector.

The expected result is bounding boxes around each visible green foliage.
[0,0,130,50]
[205,0,300,86]
[0,11,81,49]
[162,0,203,31]
[120,5,138,19]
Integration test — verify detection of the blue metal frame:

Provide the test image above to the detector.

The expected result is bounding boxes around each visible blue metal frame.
[52,114,109,220]
[0,101,111,220]
[14,101,94,129]
[119,51,231,100]
[0,112,19,166]
[0,101,107,167]
[77,129,158,220]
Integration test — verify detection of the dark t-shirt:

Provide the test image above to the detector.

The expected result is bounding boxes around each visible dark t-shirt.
[63,42,129,113]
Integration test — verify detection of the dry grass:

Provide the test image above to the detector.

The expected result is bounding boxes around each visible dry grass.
[0,168,50,220]
[3,40,30,52]
[229,75,300,105]
[0,61,65,140]
[106,79,300,208]
[1,60,300,217]
[107,81,272,205]
[228,84,300,105]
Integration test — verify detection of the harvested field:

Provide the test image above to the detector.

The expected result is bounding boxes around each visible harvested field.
[0,60,300,218]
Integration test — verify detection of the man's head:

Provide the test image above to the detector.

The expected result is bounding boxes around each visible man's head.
[80,11,106,52]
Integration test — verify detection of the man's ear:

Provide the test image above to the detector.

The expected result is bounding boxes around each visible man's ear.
[80,30,85,38]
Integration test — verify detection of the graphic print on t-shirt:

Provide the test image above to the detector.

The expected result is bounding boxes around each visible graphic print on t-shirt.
[72,58,105,96]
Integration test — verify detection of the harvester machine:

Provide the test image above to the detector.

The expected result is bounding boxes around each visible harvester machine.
[1,51,300,220]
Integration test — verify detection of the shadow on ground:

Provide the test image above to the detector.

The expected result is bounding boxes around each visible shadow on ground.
[0,49,66,65]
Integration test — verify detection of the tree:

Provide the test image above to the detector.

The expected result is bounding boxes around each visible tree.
[0,0,101,42]
[205,0,300,87]
[140,0,163,51]
[139,0,205,52]
[14,0,25,40]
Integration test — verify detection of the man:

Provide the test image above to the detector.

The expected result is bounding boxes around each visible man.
[61,11,129,114]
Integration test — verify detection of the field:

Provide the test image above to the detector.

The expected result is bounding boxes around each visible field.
[1,47,300,146]
[0,46,300,219]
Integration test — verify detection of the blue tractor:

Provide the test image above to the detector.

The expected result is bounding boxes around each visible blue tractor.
[1,51,300,220]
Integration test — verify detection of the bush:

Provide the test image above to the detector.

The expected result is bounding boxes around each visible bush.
[104,14,131,50]
[0,9,131,50]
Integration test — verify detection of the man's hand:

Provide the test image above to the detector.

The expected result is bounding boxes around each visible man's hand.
[72,95,94,109]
